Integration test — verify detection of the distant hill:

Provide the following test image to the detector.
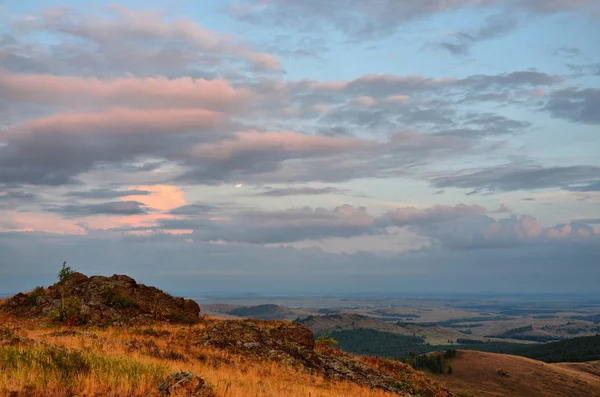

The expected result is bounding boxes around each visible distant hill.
[299,313,489,344]
[429,350,600,397]
[228,304,294,320]
[203,303,314,321]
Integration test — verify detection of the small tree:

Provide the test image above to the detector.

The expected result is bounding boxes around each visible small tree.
[57,261,76,323]
[58,261,74,282]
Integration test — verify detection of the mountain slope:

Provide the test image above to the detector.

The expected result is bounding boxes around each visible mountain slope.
[429,350,600,397]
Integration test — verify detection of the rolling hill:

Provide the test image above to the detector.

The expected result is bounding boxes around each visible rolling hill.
[429,350,600,397]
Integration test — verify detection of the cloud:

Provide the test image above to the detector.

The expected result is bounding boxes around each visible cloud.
[12,108,223,136]
[65,189,152,199]
[257,186,348,197]
[47,201,150,218]
[189,130,370,160]
[418,214,600,249]
[553,46,583,58]
[0,190,40,210]
[0,108,225,186]
[230,0,594,40]
[12,5,282,74]
[567,181,600,192]
[177,131,375,184]
[434,13,519,56]
[431,164,600,193]
[0,72,251,110]
[383,204,487,227]
[1,226,599,295]
[168,203,217,215]
[190,205,377,244]
[543,88,600,124]
[0,66,565,188]
[0,190,38,202]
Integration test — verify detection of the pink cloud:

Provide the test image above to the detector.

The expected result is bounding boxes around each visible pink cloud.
[18,4,282,72]
[11,108,223,138]
[383,95,411,104]
[0,73,252,110]
[190,130,372,159]
[350,96,376,106]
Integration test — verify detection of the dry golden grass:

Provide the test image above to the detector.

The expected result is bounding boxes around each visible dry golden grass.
[429,350,600,397]
[0,317,397,397]
[554,360,600,378]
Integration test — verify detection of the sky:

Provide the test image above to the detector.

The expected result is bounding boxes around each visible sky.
[0,0,599,296]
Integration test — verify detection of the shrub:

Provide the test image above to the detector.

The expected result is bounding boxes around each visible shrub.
[498,369,509,377]
[315,333,339,348]
[101,286,135,309]
[392,374,415,395]
[27,286,45,305]
[51,296,89,325]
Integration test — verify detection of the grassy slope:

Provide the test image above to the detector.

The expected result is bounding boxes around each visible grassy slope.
[429,351,600,397]
[0,308,453,397]
[555,361,600,378]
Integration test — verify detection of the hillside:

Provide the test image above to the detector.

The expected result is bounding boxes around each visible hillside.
[429,351,600,397]
[555,361,600,377]
[0,274,455,397]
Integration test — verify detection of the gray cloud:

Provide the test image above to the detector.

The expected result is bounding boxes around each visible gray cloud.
[65,188,152,199]
[0,107,224,186]
[434,13,519,56]
[0,190,38,202]
[191,205,376,244]
[46,201,149,217]
[230,0,594,40]
[258,186,348,197]
[554,46,583,58]
[1,226,599,295]
[567,181,600,192]
[417,214,600,250]
[168,203,217,215]
[0,190,39,210]
[543,88,600,124]
[383,204,487,227]
[431,164,600,193]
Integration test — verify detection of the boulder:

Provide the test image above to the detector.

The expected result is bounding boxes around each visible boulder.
[157,372,215,396]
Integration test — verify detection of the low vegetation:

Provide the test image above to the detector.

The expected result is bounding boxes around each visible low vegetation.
[324,329,431,358]
[403,350,456,374]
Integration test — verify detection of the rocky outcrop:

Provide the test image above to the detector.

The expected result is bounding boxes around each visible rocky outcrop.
[183,319,454,396]
[2,273,200,325]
